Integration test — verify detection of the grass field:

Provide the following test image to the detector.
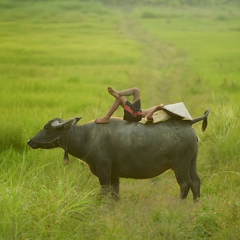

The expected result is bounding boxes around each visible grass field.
[0,1,240,239]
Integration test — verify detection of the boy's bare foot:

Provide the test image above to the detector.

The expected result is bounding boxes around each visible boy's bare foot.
[108,87,119,98]
[95,117,110,124]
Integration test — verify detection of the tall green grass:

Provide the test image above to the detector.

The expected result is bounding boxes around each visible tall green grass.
[0,1,239,239]
[0,149,103,239]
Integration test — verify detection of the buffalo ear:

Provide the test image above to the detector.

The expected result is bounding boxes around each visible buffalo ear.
[73,117,82,125]
[64,117,81,129]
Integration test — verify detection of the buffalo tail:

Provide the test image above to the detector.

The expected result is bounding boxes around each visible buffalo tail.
[191,109,210,131]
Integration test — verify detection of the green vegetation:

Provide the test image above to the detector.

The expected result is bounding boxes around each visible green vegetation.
[0,1,239,239]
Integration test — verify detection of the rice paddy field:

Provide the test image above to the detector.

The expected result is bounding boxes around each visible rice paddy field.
[0,0,239,239]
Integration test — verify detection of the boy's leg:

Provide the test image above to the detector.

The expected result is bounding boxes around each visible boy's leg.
[95,96,127,124]
[108,87,140,103]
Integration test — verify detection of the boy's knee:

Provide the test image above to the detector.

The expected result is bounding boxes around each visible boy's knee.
[133,87,140,94]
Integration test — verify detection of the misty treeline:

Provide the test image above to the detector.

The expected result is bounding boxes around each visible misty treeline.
[99,0,239,5]
[3,0,239,7]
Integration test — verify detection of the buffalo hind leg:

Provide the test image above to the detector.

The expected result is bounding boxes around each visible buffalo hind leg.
[190,175,200,201]
[189,152,201,201]
[174,171,192,199]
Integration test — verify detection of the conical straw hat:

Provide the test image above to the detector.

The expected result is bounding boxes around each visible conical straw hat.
[163,102,193,120]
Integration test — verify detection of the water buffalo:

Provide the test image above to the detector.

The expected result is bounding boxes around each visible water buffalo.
[28,109,210,201]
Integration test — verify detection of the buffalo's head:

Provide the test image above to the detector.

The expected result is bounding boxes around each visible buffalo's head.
[28,117,81,149]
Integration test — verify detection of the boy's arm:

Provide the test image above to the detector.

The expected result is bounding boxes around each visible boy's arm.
[145,104,164,120]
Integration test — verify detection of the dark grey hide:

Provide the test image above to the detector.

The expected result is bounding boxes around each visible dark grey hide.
[28,109,210,201]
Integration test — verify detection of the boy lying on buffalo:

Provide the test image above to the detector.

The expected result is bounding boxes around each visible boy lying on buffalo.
[95,87,164,124]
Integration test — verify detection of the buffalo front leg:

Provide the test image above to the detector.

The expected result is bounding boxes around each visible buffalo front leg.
[101,184,111,196]
[99,177,111,196]
[96,163,111,197]
[111,174,120,201]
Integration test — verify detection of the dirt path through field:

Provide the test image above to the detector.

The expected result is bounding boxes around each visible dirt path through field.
[118,15,188,106]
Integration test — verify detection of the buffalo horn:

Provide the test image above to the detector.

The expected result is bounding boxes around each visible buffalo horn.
[51,120,66,129]
[51,117,81,129]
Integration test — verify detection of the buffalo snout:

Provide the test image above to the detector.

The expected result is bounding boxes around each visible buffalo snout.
[27,139,39,149]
